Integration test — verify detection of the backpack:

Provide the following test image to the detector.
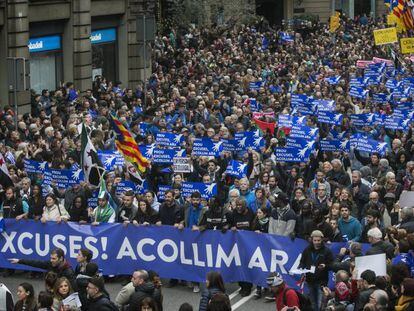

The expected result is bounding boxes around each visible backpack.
[283,288,312,311]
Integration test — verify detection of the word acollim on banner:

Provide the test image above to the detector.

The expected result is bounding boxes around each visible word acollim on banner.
[0,220,349,288]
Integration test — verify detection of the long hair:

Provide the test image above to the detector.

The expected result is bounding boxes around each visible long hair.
[17,282,36,309]
[206,292,231,311]
[206,271,225,293]
[53,277,73,301]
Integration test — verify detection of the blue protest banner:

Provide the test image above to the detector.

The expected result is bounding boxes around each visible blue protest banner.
[249,98,262,112]
[138,144,156,159]
[156,133,184,147]
[286,137,316,150]
[349,77,369,88]
[320,139,350,152]
[136,180,149,195]
[278,115,306,128]
[372,93,388,104]
[97,150,125,170]
[43,168,84,188]
[289,124,319,139]
[275,147,311,162]
[2,220,360,288]
[349,87,368,99]
[225,160,248,178]
[384,115,411,131]
[222,139,236,152]
[350,134,388,155]
[234,131,264,152]
[192,138,223,156]
[153,148,186,164]
[181,182,217,199]
[23,159,47,174]
[280,32,294,43]
[157,185,172,201]
[315,100,335,112]
[139,122,148,135]
[317,111,343,125]
[115,180,137,196]
[249,81,264,90]
[350,113,375,127]
[324,76,341,85]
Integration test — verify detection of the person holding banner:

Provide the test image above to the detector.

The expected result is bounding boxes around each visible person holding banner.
[299,230,334,311]
[41,194,70,224]
[228,198,255,297]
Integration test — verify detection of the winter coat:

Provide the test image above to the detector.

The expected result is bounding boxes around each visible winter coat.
[199,287,223,311]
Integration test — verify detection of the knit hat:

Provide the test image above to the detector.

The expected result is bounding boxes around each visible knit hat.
[335,282,350,301]
[367,227,382,239]
[311,230,324,238]
[88,276,105,291]
[403,278,414,296]
[266,273,284,287]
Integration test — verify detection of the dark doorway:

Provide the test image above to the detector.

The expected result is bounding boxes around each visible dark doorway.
[354,0,371,17]
[256,0,284,26]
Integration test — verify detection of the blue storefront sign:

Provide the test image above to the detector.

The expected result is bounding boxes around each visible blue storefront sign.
[91,28,117,44]
[28,35,61,53]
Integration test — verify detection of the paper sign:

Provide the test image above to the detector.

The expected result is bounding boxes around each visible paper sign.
[373,27,397,46]
[62,292,82,308]
[289,267,316,275]
[355,253,386,279]
[401,38,414,54]
[173,157,192,173]
[399,191,414,208]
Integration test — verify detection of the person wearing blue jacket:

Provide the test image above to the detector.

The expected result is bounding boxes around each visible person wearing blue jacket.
[338,203,362,242]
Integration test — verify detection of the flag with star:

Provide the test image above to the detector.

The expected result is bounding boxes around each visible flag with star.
[81,123,104,187]
[0,152,13,189]
[110,114,150,173]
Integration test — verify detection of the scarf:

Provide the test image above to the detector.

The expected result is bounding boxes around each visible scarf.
[395,295,414,311]
[96,203,114,223]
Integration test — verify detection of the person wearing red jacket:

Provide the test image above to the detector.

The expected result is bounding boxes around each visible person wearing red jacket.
[266,272,300,310]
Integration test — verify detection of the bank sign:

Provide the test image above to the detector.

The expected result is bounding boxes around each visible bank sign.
[28,35,61,53]
[91,28,116,44]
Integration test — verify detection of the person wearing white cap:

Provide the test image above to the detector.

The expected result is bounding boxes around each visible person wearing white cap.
[265,272,300,310]
[365,227,394,259]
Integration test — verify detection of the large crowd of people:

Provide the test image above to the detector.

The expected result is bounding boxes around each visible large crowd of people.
[1,11,414,311]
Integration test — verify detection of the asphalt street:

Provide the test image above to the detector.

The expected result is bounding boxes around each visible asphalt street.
[1,271,276,311]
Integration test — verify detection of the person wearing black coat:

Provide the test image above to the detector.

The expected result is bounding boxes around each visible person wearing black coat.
[228,198,255,297]
[365,227,395,260]
[86,277,118,311]
[399,207,414,233]
[69,195,89,223]
[299,230,334,311]
[9,248,75,288]
[128,270,162,311]
[199,197,230,231]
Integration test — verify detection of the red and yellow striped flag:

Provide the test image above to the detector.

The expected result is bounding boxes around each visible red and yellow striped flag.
[110,114,150,173]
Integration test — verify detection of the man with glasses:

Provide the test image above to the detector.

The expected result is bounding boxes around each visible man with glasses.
[313,184,330,215]
[86,276,117,310]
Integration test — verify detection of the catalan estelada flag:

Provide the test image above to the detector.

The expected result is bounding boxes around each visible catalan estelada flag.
[110,114,150,173]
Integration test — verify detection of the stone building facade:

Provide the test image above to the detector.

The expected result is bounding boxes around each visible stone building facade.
[0,0,154,113]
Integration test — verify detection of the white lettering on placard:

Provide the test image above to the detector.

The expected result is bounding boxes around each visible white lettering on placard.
[248,247,268,272]
[192,243,205,267]
[35,233,49,256]
[180,241,192,265]
[157,239,178,263]
[216,244,241,268]
[1,231,17,253]
[270,249,289,274]
[117,237,137,260]
[137,238,156,262]
[69,235,83,258]
[17,232,33,255]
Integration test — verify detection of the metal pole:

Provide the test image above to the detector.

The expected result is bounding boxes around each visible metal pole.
[13,59,18,128]
[143,15,147,106]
